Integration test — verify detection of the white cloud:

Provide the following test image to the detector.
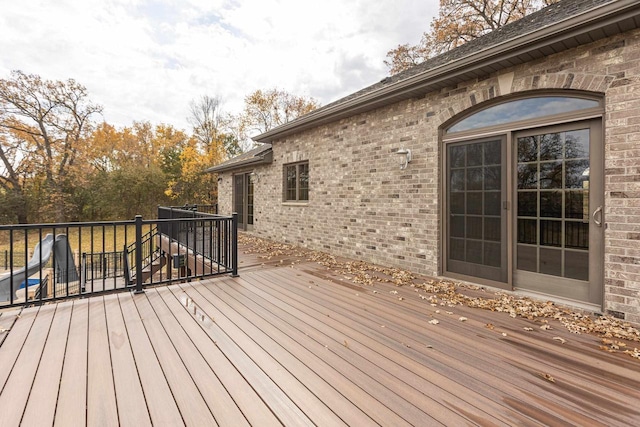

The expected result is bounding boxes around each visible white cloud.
[0,0,438,130]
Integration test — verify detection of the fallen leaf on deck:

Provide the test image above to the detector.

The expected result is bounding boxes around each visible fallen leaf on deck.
[459,317,468,322]
[523,327,534,331]
[542,373,555,383]
[428,319,440,325]
[553,337,566,344]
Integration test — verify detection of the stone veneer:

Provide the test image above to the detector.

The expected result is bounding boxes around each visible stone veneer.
[218,29,640,324]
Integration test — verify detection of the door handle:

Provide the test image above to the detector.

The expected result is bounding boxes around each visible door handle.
[593,206,603,227]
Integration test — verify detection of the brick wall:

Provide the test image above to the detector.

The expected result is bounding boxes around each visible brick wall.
[218,29,640,324]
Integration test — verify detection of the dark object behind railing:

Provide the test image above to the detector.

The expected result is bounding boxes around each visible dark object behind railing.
[0,206,236,308]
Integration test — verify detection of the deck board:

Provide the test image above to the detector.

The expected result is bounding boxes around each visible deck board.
[144,288,248,427]
[155,286,281,427]
[0,308,21,347]
[21,301,73,426]
[195,279,382,427]
[87,296,119,426]
[209,275,439,426]
[232,270,505,426]
[1,244,640,426]
[178,282,316,427]
[104,293,152,427]
[0,304,55,426]
[54,299,88,427]
[117,292,185,426]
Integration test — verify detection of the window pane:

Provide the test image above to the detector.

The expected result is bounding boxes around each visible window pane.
[451,170,465,191]
[285,165,297,200]
[565,221,589,249]
[518,164,538,189]
[466,216,483,240]
[484,217,501,242]
[484,140,501,165]
[565,250,589,280]
[448,97,599,133]
[450,216,465,238]
[540,133,563,161]
[518,191,537,217]
[484,242,501,267]
[450,238,465,261]
[540,161,563,189]
[518,136,538,162]
[484,166,501,190]
[540,191,562,218]
[450,145,465,168]
[518,219,537,244]
[466,240,483,264]
[467,144,483,166]
[467,167,483,190]
[466,193,482,215]
[565,129,589,159]
[451,193,465,214]
[540,220,562,247]
[298,163,309,201]
[565,159,589,188]
[540,248,562,276]
[565,191,587,219]
[517,245,537,272]
[484,192,501,216]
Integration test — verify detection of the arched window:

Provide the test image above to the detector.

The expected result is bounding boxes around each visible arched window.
[446,95,601,134]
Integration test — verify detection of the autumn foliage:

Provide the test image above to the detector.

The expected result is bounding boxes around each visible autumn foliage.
[385,0,560,75]
[0,71,319,224]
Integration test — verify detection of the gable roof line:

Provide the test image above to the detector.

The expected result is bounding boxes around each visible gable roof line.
[204,143,273,173]
[254,0,638,144]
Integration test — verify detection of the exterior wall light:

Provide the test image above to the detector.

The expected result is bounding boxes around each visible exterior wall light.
[250,171,259,183]
[396,148,412,169]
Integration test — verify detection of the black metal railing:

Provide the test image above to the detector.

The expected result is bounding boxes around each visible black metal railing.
[0,207,237,308]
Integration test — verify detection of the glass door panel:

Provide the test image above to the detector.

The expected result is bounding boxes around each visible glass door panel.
[233,175,245,229]
[516,129,589,279]
[514,121,603,305]
[446,138,507,283]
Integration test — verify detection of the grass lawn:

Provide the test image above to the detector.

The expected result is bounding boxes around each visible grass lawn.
[0,224,142,266]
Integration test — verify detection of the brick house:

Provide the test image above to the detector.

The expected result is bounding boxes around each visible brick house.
[208,0,640,324]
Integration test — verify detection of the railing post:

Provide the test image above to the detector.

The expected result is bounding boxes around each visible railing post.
[231,212,239,277]
[134,215,144,294]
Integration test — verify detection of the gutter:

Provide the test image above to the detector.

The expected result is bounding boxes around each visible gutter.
[254,0,638,143]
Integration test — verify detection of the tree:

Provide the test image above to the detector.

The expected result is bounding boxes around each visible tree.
[239,88,320,135]
[0,71,102,222]
[385,0,560,75]
[188,95,240,161]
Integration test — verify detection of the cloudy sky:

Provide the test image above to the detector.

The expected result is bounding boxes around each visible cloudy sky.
[0,0,437,131]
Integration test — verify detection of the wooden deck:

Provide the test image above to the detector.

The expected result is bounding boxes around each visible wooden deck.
[1,248,640,426]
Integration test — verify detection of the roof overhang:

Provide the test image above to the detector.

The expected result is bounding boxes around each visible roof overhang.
[254,0,640,144]
[204,148,273,174]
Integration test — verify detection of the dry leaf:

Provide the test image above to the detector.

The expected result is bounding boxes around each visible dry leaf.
[428,319,440,325]
[540,324,552,330]
[343,340,349,348]
[502,333,508,337]
[459,317,468,322]
[542,373,555,383]
[553,336,566,344]
[523,327,534,331]
[486,323,495,330]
